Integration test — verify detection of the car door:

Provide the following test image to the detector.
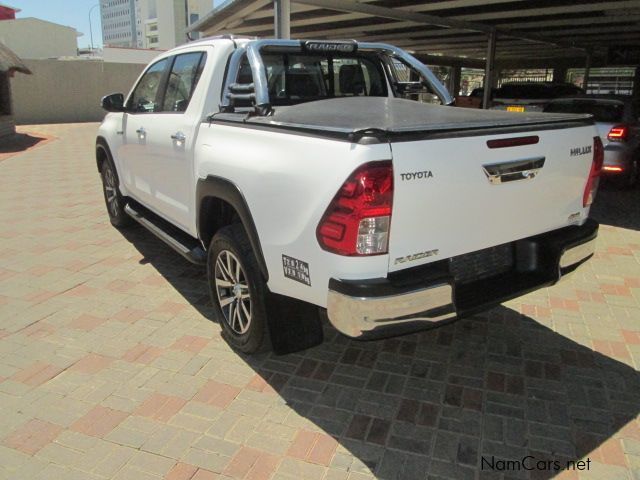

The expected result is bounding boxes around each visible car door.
[142,51,207,233]
[118,57,171,208]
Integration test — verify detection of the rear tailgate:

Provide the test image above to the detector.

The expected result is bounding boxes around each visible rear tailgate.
[388,124,597,272]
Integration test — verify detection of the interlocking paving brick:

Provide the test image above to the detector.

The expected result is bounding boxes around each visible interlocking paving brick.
[165,462,199,480]
[194,379,241,409]
[69,353,114,374]
[2,419,63,455]
[70,405,129,438]
[134,392,187,422]
[11,361,65,386]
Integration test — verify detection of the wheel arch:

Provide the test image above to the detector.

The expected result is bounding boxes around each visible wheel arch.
[196,176,269,280]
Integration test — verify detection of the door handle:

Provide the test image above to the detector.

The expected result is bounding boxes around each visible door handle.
[482,157,545,185]
[171,132,186,142]
[136,127,146,137]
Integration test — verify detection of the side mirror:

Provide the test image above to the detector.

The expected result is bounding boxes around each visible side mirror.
[101,93,125,112]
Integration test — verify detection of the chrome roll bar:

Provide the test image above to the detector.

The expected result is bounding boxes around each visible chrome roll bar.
[220,39,453,114]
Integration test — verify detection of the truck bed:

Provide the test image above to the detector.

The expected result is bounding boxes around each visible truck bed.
[212,97,593,142]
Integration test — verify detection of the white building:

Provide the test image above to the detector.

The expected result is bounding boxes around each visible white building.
[101,0,212,50]
[0,18,80,59]
[135,0,212,50]
[100,0,137,47]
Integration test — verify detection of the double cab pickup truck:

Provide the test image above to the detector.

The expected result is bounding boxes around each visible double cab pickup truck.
[97,36,600,354]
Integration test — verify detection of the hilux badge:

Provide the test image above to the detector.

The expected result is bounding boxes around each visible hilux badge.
[570,145,591,156]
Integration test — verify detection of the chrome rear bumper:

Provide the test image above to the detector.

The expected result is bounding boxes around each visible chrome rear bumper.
[559,237,596,269]
[327,220,598,339]
[327,284,456,338]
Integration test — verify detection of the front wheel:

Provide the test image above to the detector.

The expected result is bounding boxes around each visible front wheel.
[207,224,270,353]
[100,157,132,228]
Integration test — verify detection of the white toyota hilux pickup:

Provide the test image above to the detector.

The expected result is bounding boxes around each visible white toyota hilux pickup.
[97,36,600,354]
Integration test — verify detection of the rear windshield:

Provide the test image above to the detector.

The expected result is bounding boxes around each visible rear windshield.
[544,101,624,122]
[238,52,388,106]
[496,84,551,99]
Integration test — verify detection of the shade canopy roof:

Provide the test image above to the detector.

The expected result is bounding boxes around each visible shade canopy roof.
[188,0,640,65]
[0,42,31,75]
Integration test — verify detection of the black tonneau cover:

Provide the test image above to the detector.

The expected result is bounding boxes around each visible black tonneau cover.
[212,97,593,142]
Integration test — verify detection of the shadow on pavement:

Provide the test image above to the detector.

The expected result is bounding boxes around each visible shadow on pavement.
[121,225,640,480]
[590,181,640,231]
[0,132,51,156]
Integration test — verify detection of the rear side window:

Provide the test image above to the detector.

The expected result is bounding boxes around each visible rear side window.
[544,101,625,122]
[162,52,207,112]
[237,52,387,106]
[128,58,170,112]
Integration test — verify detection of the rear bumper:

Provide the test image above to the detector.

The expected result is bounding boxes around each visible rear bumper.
[602,143,634,174]
[327,219,598,339]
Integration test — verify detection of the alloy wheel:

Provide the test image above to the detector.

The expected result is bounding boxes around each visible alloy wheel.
[214,250,252,334]
[104,165,119,217]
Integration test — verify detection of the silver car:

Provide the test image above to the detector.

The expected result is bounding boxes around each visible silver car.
[544,96,640,187]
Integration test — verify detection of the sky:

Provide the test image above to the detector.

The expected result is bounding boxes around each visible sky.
[5,0,217,49]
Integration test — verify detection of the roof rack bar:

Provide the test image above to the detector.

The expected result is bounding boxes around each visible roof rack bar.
[219,39,454,115]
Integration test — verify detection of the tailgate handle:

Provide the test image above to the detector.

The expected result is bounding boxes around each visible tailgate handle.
[482,157,545,185]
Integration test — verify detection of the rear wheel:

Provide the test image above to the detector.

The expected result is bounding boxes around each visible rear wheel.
[100,156,132,228]
[629,159,640,188]
[207,224,270,353]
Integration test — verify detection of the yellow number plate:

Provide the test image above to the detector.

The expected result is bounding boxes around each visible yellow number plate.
[507,106,525,112]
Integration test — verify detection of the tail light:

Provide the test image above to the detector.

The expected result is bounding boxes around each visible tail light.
[607,124,628,142]
[317,161,393,256]
[583,136,603,207]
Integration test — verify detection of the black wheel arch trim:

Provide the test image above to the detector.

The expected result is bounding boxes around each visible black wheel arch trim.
[196,175,269,280]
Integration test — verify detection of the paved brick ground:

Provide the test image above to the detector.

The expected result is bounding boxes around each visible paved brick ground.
[0,122,639,480]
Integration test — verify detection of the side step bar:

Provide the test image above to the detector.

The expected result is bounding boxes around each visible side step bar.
[124,203,206,265]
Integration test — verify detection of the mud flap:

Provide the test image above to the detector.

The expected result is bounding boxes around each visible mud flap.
[265,291,323,355]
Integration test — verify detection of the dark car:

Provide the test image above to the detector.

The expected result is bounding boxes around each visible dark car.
[491,82,585,112]
[455,87,498,109]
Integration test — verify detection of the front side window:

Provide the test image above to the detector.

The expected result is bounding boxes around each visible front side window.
[162,52,207,112]
[128,58,169,113]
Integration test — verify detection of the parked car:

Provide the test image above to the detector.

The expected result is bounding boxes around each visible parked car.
[544,96,640,187]
[455,87,497,109]
[491,82,585,112]
[97,36,599,354]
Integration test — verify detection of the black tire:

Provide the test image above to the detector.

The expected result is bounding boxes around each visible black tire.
[629,158,640,189]
[100,155,133,228]
[207,224,271,354]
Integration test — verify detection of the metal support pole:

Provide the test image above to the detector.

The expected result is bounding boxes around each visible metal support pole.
[450,66,461,98]
[553,65,568,83]
[482,29,497,109]
[633,66,640,105]
[89,4,100,52]
[583,52,592,92]
[274,0,291,39]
